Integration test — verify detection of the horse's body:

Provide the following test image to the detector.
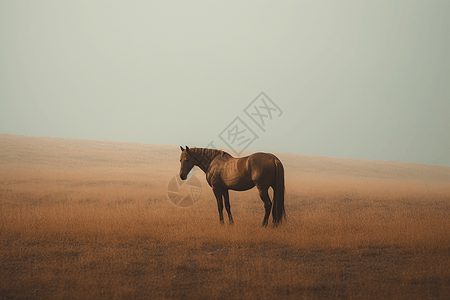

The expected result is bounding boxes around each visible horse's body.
[179,146,285,226]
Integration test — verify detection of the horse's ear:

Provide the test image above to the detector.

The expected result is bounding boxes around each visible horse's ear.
[180,146,185,152]
[186,146,190,153]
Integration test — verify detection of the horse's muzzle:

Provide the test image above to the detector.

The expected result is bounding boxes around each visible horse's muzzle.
[180,174,187,180]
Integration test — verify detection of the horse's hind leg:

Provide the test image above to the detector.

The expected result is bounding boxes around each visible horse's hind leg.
[213,187,224,224]
[223,189,233,224]
[258,187,272,227]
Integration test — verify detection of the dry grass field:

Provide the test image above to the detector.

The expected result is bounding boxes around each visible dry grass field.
[1,134,450,299]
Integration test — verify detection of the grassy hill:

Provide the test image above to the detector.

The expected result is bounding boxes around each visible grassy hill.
[1,134,449,299]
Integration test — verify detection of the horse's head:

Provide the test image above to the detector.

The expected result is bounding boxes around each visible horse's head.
[179,146,195,180]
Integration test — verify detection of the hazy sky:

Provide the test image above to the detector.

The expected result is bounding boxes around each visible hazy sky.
[1,1,449,167]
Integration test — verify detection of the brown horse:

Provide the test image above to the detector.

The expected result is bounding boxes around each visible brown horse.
[179,146,285,226]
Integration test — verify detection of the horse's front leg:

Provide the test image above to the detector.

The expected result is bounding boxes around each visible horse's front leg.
[212,187,224,224]
[223,189,234,224]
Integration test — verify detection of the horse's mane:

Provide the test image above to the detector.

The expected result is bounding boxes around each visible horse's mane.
[191,147,232,161]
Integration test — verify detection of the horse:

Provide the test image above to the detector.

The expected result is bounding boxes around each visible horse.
[179,146,285,226]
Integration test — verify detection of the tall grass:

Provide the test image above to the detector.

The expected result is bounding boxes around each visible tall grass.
[1,135,449,299]
[1,167,449,299]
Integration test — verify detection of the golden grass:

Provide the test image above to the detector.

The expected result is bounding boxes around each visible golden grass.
[1,135,450,299]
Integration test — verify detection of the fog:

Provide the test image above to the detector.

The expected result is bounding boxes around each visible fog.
[1,1,448,166]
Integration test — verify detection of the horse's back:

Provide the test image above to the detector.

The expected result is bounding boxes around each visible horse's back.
[248,152,281,168]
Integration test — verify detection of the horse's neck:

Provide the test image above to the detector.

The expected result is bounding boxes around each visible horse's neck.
[194,148,228,172]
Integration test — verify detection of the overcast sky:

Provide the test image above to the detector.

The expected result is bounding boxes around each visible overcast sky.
[1,1,449,167]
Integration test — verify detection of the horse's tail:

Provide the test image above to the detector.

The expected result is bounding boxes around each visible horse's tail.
[272,158,285,224]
